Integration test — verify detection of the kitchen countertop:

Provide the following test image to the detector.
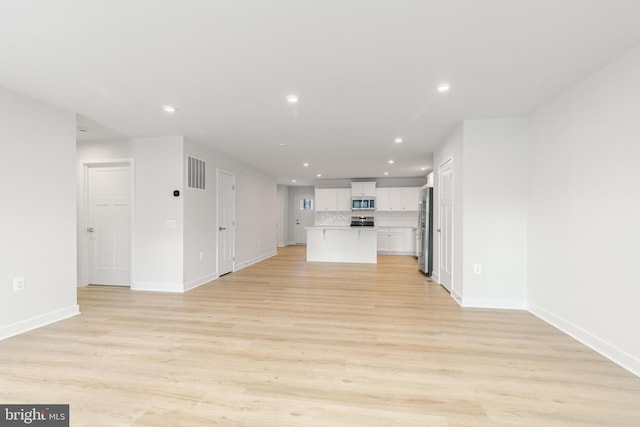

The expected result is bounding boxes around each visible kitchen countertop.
[307,225,416,230]
[305,225,377,230]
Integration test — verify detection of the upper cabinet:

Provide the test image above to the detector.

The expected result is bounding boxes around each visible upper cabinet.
[315,188,351,212]
[400,187,420,211]
[376,187,420,211]
[336,188,351,211]
[351,181,376,197]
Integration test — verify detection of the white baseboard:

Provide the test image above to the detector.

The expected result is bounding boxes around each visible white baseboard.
[529,302,640,377]
[461,297,527,310]
[131,281,184,293]
[377,251,415,256]
[184,273,218,292]
[234,251,278,272]
[0,304,80,341]
[450,289,463,306]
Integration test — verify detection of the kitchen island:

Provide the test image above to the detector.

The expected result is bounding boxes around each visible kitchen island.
[305,226,377,264]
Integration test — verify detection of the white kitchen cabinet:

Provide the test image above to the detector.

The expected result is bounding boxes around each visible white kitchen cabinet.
[376,227,416,254]
[351,181,376,197]
[315,188,351,212]
[401,187,420,211]
[336,188,351,211]
[307,226,377,263]
[315,189,336,211]
[376,187,419,211]
[375,188,391,211]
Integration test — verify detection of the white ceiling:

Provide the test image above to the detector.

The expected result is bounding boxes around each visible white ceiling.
[2,1,640,185]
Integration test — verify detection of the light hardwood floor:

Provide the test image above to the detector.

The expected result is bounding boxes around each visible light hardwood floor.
[1,246,639,426]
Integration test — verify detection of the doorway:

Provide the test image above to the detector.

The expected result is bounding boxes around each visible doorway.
[438,159,453,292]
[217,169,235,276]
[294,193,314,244]
[82,162,133,286]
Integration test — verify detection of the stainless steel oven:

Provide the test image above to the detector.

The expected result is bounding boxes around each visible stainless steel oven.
[350,216,375,227]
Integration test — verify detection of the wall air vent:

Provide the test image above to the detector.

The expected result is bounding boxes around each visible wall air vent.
[187,156,206,190]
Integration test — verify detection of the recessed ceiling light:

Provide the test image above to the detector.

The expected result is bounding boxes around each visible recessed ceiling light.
[303,162,309,167]
[421,167,427,171]
[384,172,389,176]
[437,83,451,93]
[292,179,297,183]
[388,160,394,164]
[279,143,287,147]
[317,174,322,177]
[286,94,298,104]
[163,105,177,113]
[394,137,403,144]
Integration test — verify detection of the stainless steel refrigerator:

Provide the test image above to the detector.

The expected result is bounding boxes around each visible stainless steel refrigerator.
[418,186,433,275]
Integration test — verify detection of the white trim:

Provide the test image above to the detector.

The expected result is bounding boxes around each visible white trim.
[529,303,640,377]
[216,168,236,275]
[461,297,526,310]
[377,251,415,256]
[450,288,463,306]
[131,282,183,293]
[437,157,454,293]
[0,305,80,341]
[78,159,135,288]
[183,273,218,292]
[234,251,278,271]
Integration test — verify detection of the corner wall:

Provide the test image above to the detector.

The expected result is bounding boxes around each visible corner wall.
[132,136,185,291]
[0,87,79,339]
[528,44,640,375]
[182,139,277,279]
[461,118,529,309]
[433,124,464,299]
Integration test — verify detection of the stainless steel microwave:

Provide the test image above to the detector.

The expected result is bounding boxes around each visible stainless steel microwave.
[351,197,375,211]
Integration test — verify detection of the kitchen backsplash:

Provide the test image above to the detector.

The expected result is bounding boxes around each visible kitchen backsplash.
[315,211,418,227]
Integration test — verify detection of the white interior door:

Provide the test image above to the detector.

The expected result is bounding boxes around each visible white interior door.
[87,166,130,286]
[294,193,314,244]
[217,169,235,275]
[439,161,453,292]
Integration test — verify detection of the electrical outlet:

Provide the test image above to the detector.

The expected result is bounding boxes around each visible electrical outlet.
[13,277,24,292]
[473,264,482,274]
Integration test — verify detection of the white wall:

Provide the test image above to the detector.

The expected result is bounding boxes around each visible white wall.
[462,119,528,309]
[182,140,217,289]
[183,139,278,275]
[77,137,278,291]
[132,136,184,291]
[235,164,277,269]
[0,87,79,339]
[528,44,640,375]
[433,124,464,300]
[277,184,290,247]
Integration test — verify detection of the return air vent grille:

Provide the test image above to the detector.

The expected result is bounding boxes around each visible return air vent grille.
[187,156,206,190]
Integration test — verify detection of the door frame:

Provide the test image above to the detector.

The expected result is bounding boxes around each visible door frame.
[437,158,454,294]
[293,193,314,244]
[216,168,236,275]
[78,159,135,287]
